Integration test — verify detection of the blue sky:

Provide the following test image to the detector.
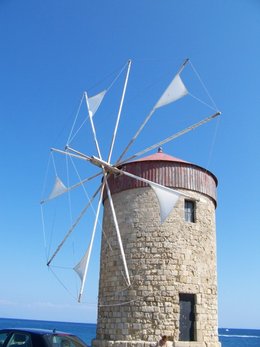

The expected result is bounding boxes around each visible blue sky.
[0,0,260,329]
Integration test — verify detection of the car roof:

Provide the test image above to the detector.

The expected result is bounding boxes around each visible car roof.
[0,328,73,336]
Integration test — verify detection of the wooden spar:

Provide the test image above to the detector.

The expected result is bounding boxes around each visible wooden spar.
[90,156,120,174]
[178,58,189,75]
[118,111,221,165]
[85,92,103,160]
[51,147,91,162]
[77,182,105,302]
[107,59,132,164]
[103,172,131,287]
[116,106,156,164]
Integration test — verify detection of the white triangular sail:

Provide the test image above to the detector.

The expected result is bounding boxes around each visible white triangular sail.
[149,182,180,223]
[85,90,106,118]
[73,244,92,302]
[73,245,91,282]
[155,73,188,109]
[48,177,68,201]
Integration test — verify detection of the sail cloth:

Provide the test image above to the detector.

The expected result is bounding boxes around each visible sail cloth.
[149,182,181,223]
[73,245,90,282]
[47,177,68,201]
[155,73,188,109]
[85,90,106,118]
[73,245,91,302]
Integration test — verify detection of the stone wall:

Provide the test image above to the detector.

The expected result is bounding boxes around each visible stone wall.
[93,187,220,347]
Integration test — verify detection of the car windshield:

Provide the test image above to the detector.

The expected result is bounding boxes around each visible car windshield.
[0,333,9,346]
[44,334,87,347]
[0,332,33,347]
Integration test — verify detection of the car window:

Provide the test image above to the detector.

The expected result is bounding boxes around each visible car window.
[0,333,9,346]
[44,335,87,347]
[6,333,32,347]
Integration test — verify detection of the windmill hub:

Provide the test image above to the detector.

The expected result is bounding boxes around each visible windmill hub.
[90,156,120,175]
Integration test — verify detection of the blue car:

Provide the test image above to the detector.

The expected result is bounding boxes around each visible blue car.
[0,328,88,347]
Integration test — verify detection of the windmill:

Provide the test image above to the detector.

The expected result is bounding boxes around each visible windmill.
[40,58,221,304]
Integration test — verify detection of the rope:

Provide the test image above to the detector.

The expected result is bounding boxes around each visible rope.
[189,60,219,111]
[51,151,58,178]
[49,265,96,305]
[205,113,221,172]
[66,152,73,232]
[40,204,48,263]
[106,60,129,93]
[40,153,53,262]
[87,60,129,94]
[98,278,156,307]
[40,153,52,202]
[188,92,218,112]
[46,186,101,266]
[50,265,72,270]
[48,266,78,301]
[99,297,139,307]
[66,93,85,145]
[68,156,102,221]
[71,242,79,296]
[67,117,88,144]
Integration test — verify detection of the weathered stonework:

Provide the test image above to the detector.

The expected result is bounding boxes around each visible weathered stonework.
[93,154,221,347]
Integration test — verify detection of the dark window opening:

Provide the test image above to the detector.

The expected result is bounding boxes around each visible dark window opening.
[179,293,196,341]
[184,200,195,223]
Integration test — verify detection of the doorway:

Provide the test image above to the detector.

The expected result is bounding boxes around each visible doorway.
[179,293,196,341]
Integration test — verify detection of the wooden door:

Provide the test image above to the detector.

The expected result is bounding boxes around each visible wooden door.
[179,293,195,341]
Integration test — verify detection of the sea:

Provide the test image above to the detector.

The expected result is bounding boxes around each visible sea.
[0,318,259,347]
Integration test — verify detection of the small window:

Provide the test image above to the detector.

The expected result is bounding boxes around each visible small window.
[184,200,195,223]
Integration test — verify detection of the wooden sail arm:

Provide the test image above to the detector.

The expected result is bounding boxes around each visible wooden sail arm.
[103,172,131,287]
[51,147,92,162]
[76,182,105,302]
[116,58,190,164]
[118,111,221,165]
[90,156,121,174]
[107,59,132,164]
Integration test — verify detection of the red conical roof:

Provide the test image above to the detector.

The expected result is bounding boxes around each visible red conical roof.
[136,148,189,164]
[135,148,217,184]
[105,147,218,206]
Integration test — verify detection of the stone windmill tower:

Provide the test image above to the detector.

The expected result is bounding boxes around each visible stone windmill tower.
[41,58,221,347]
[93,148,220,347]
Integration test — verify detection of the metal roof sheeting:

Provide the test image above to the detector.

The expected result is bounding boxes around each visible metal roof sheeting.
[106,151,217,205]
